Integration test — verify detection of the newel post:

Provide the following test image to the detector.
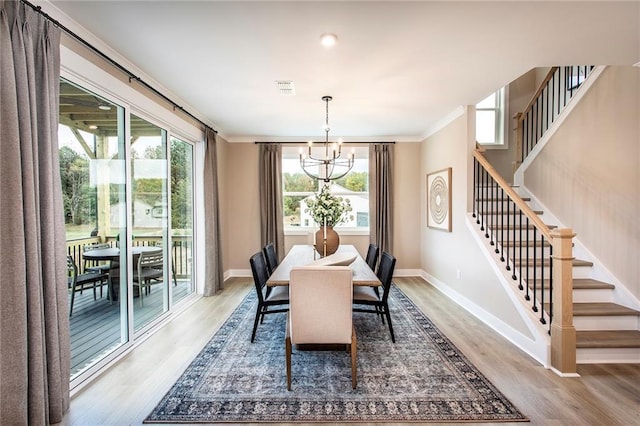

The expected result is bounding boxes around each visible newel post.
[512,113,523,177]
[550,228,577,375]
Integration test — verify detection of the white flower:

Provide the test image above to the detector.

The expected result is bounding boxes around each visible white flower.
[305,185,353,227]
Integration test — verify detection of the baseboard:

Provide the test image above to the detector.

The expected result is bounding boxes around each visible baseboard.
[419,266,550,368]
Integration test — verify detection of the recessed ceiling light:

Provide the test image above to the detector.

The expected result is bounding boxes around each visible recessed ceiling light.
[320,33,337,47]
[89,125,98,130]
[98,104,111,111]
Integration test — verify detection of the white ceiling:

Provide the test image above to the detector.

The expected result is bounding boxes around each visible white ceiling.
[46,1,639,142]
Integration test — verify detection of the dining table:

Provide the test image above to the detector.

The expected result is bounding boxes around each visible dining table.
[266,244,381,287]
[83,246,163,301]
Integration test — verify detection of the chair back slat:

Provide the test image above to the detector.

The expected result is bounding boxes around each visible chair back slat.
[377,252,396,302]
[365,243,379,271]
[249,251,269,303]
[263,243,279,275]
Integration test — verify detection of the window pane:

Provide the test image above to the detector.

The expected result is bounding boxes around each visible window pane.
[60,79,128,379]
[170,137,194,304]
[283,146,368,229]
[476,92,496,109]
[131,114,169,333]
[476,110,496,143]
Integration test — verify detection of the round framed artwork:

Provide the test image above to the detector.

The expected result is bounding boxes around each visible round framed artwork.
[426,167,452,231]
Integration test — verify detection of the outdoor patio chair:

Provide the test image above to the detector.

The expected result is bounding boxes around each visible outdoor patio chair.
[67,255,109,317]
[132,251,164,307]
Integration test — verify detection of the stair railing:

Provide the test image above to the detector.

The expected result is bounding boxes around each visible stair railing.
[514,65,595,170]
[473,147,577,374]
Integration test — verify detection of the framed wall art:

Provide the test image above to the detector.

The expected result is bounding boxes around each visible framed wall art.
[427,167,452,232]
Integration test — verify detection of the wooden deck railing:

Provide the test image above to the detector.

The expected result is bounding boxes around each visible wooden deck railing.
[66,235,192,278]
[473,148,577,374]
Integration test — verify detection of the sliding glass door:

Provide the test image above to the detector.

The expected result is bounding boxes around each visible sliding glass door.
[60,78,197,382]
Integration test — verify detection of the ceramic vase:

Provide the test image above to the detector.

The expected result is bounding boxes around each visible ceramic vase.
[315,226,340,256]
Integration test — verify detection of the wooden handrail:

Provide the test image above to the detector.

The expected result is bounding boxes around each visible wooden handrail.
[518,66,559,123]
[473,149,552,241]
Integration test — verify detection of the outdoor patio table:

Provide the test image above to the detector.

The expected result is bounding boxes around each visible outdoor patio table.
[83,246,162,300]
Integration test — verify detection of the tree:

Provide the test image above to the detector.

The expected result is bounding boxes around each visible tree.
[59,146,93,225]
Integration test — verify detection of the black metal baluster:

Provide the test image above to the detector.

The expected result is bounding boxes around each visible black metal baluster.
[548,243,553,334]
[511,200,518,280]
[484,171,490,239]
[532,227,538,313]
[498,187,504,258]
[505,197,511,271]
[525,216,531,301]
[500,187,511,260]
[539,229,546,324]
[517,210,523,286]
[480,167,485,231]
[490,177,496,245]
[473,158,477,219]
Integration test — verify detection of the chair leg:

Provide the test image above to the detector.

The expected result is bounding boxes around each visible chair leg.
[251,304,262,342]
[351,326,357,389]
[384,306,395,343]
[69,286,76,317]
[286,319,292,391]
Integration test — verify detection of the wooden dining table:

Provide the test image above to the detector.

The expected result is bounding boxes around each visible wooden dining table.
[267,244,381,287]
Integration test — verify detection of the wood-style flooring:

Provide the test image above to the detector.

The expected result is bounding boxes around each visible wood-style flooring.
[63,276,640,426]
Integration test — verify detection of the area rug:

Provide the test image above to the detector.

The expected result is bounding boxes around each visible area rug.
[145,285,528,423]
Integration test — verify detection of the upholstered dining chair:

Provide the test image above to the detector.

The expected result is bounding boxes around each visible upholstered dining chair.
[286,266,357,390]
[249,251,289,342]
[67,255,109,317]
[353,251,397,342]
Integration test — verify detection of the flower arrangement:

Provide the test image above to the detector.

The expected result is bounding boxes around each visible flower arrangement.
[305,185,353,227]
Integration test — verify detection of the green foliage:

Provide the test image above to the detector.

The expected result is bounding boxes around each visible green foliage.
[305,185,353,227]
[334,171,368,192]
[283,172,316,192]
[59,146,95,225]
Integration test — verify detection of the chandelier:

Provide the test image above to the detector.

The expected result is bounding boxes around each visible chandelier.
[299,96,354,183]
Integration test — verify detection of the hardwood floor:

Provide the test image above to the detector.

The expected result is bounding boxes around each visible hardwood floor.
[63,276,640,425]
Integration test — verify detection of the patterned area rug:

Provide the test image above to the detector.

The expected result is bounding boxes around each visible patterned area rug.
[145,285,527,423]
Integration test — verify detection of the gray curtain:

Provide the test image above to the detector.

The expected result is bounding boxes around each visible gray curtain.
[0,1,69,424]
[203,128,224,296]
[259,144,284,260]
[369,143,394,256]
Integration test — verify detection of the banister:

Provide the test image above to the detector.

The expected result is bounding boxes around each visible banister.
[518,66,559,122]
[473,148,552,241]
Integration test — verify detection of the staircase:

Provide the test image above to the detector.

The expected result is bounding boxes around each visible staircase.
[477,184,640,364]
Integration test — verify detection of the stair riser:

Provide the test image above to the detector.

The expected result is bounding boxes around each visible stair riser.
[516,265,592,278]
[503,247,552,259]
[574,316,639,331]
[577,348,640,364]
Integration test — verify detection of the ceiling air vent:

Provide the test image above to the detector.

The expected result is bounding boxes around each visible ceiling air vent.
[275,80,295,96]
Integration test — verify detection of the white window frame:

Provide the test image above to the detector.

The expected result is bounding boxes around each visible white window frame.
[282,145,370,236]
[476,86,509,149]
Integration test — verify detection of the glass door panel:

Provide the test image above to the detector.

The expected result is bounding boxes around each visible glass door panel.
[60,80,129,379]
[130,114,169,332]
[170,137,194,303]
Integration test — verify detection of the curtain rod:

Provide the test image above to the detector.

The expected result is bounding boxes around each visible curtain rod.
[254,141,395,144]
[20,0,217,134]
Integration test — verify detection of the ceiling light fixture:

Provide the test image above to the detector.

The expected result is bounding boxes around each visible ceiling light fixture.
[299,96,354,183]
[320,33,337,47]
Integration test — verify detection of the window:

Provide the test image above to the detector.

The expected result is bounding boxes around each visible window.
[476,87,507,147]
[282,146,369,232]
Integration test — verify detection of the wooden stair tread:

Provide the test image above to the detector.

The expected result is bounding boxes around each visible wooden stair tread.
[490,223,557,230]
[573,303,640,316]
[483,210,544,215]
[576,330,640,348]
[572,278,615,290]
[476,197,531,202]
[513,258,593,267]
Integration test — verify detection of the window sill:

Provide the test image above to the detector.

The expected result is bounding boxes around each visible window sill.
[284,228,370,237]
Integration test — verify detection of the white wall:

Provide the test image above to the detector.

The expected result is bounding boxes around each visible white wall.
[421,108,533,339]
[525,66,640,298]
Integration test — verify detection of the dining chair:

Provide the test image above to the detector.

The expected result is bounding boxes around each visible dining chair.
[263,242,279,276]
[132,251,164,307]
[365,243,379,271]
[83,242,111,297]
[249,251,289,342]
[286,266,356,390]
[353,251,397,342]
[67,255,109,317]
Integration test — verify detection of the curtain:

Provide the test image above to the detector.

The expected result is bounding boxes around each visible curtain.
[259,144,284,260]
[203,128,223,296]
[0,1,69,424]
[369,143,394,256]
